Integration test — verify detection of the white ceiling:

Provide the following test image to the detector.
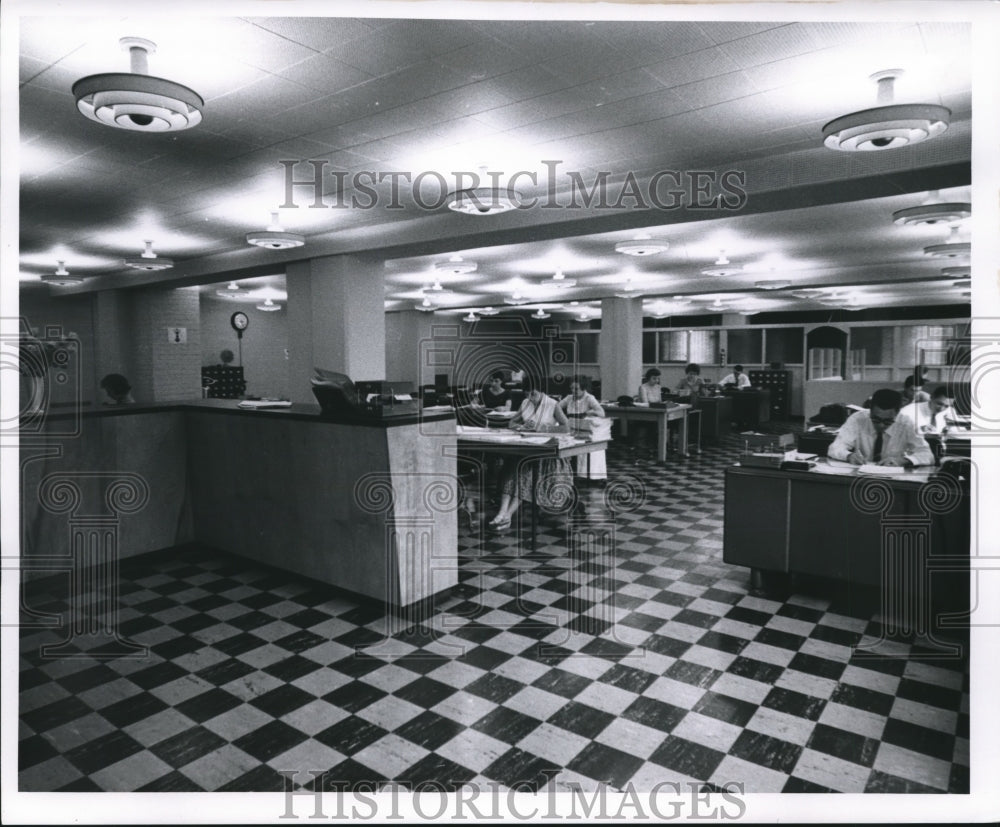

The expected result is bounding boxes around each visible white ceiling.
[16,12,973,319]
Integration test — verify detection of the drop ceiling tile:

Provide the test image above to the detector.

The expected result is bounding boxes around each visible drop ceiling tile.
[472,99,555,131]
[255,96,346,136]
[276,52,374,94]
[718,24,823,69]
[431,41,537,79]
[673,70,759,110]
[643,47,741,89]
[570,69,665,107]
[250,16,380,52]
[698,21,790,46]
[593,22,715,60]
[487,65,572,102]
[334,21,474,76]
[540,44,646,85]
[421,81,516,118]
[212,18,320,73]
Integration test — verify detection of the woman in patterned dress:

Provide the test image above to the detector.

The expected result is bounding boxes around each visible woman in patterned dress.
[489,375,573,531]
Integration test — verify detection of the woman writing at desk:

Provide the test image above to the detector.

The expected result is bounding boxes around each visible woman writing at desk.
[489,375,572,532]
[560,377,607,484]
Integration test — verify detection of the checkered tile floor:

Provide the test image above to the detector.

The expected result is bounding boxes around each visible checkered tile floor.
[18,428,969,794]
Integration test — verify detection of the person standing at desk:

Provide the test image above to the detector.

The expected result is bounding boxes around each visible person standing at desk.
[489,376,572,532]
[480,372,512,411]
[637,368,662,403]
[899,385,955,434]
[676,363,706,399]
[560,378,607,484]
[828,388,934,467]
[720,365,751,389]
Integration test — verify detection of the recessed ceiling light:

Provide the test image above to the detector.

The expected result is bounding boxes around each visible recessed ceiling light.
[255,298,281,311]
[73,37,203,132]
[615,234,668,256]
[434,255,477,275]
[755,280,792,290]
[924,227,970,259]
[41,260,85,286]
[216,282,249,299]
[246,212,305,249]
[822,70,950,151]
[892,193,971,226]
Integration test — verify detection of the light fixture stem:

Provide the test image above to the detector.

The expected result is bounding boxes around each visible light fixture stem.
[875,74,896,105]
[130,45,149,75]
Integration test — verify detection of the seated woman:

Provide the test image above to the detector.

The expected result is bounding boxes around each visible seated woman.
[559,377,607,484]
[676,363,706,399]
[636,368,662,403]
[489,375,572,531]
[480,371,512,411]
[100,373,134,405]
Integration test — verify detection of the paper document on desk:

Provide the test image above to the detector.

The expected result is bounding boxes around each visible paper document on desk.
[237,399,292,409]
[857,464,906,475]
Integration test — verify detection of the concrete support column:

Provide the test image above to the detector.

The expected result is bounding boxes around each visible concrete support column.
[286,255,385,402]
[385,309,434,388]
[598,297,643,400]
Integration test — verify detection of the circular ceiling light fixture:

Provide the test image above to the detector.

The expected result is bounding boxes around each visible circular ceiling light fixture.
[246,212,305,250]
[738,309,761,316]
[424,280,454,296]
[504,291,529,306]
[41,261,85,286]
[216,282,250,299]
[125,240,173,270]
[754,279,792,290]
[614,278,643,299]
[701,250,743,277]
[952,279,971,289]
[547,269,577,288]
[73,37,203,132]
[531,309,551,320]
[615,234,668,257]
[477,306,499,316]
[447,187,521,216]
[434,255,477,275]
[822,70,950,151]
[892,192,971,226]
[255,298,282,312]
[790,289,825,299]
[462,311,479,323]
[924,226,970,259]
[415,295,436,312]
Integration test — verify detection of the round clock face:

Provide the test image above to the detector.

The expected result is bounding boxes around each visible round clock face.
[231,311,249,332]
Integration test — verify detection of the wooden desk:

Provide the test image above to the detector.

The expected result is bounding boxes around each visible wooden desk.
[724,462,969,636]
[797,427,971,461]
[456,427,610,548]
[603,403,699,462]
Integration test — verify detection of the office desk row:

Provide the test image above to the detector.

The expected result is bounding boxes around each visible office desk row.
[602,402,700,462]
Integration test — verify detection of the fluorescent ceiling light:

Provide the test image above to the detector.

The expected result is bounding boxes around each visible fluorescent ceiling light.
[73,37,203,132]
[822,70,950,151]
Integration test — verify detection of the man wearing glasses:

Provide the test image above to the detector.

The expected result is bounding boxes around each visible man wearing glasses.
[828,388,934,467]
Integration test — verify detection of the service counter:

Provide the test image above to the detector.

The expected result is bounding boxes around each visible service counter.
[20,400,458,608]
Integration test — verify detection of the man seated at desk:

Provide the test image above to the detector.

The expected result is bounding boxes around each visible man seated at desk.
[720,364,751,389]
[828,388,934,467]
[899,384,955,434]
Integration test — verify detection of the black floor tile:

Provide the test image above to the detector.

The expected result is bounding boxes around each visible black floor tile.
[806,723,879,768]
[99,691,169,728]
[567,741,644,789]
[64,730,145,774]
[693,691,757,727]
[730,729,804,775]
[175,687,243,723]
[233,720,310,763]
[249,684,315,717]
[649,735,725,779]
[322,682,387,714]
[622,696,687,733]
[548,702,614,739]
[395,711,466,750]
[482,747,558,792]
[315,716,388,756]
[472,706,542,745]
[761,687,826,721]
[393,676,454,709]
[880,718,955,762]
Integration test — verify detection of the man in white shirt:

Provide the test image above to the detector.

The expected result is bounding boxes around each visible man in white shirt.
[899,385,955,434]
[828,388,934,467]
[720,365,751,389]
